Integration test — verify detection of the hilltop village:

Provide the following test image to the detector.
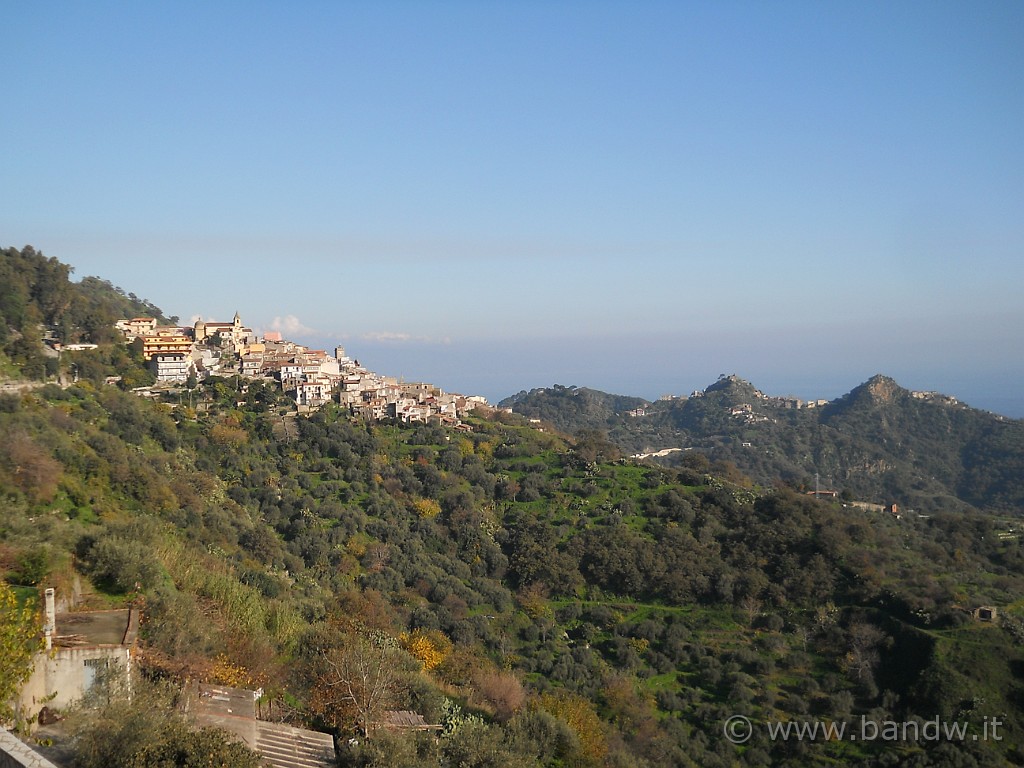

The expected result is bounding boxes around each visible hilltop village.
[3,246,1024,768]
[114,313,487,426]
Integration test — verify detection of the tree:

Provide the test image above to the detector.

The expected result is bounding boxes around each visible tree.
[572,429,620,464]
[310,632,414,736]
[13,546,51,586]
[1,431,62,503]
[844,620,888,695]
[78,536,163,594]
[440,719,536,768]
[740,594,763,628]
[0,581,41,722]
[472,670,525,721]
[538,690,608,767]
[400,628,451,671]
[67,672,261,768]
[412,497,441,519]
[125,724,262,768]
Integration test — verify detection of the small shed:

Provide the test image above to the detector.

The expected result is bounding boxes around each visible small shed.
[373,710,442,735]
[972,606,998,622]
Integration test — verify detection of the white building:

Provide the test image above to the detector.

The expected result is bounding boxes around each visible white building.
[17,589,137,729]
[151,353,191,383]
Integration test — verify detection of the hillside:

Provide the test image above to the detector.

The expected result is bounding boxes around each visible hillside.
[501,385,650,434]
[0,245,174,382]
[501,375,1024,515]
[2,247,1024,767]
[6,379,1024,767]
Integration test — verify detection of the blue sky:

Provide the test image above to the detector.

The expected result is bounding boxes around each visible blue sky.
[3,2,1023,415]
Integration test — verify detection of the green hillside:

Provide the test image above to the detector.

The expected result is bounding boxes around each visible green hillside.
[502,375,1024,516]
[0,245,174,382]
[501,385,650,434]
[2,246,1024,767]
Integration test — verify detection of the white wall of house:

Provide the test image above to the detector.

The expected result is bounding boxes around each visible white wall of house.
[17,647,132,724]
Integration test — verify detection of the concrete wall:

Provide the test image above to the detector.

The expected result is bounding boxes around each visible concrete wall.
[17,647,131,725]
[0,730,60,768]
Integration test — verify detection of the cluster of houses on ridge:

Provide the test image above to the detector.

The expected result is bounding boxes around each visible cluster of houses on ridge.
[115,314,487,425]
[649,376,833,414]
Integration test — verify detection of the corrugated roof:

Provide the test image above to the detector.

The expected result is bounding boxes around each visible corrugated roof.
[378,710,441,731]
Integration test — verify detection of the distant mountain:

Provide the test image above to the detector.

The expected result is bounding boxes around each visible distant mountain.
[7,248,1024,766]
[500,374,1024,514]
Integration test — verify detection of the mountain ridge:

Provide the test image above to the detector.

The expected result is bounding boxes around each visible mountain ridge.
[4,244,1024,765]
[500,374,1024,514]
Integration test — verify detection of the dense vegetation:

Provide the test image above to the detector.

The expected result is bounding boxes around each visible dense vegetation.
[3,246,1024,767]
[0,245,173,381]
[502,376,1024,515]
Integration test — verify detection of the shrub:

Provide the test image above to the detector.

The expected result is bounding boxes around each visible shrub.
[0,581,42,721]
[79,535,164,593]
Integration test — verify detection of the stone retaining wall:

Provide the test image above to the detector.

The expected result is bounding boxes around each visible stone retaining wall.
[0,730,60,768]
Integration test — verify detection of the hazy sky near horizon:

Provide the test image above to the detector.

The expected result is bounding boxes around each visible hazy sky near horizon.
[3,2,1023,414]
